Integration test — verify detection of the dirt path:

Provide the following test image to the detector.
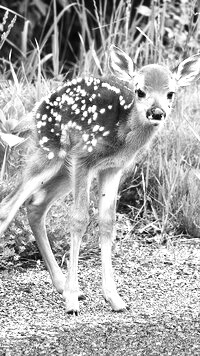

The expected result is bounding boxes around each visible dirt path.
[0,235,200,355]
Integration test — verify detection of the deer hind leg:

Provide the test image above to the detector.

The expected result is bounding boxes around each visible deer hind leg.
[26,168,72,295]
[98,168,127,312]
[62,168,91,315]
[0,158,63,237]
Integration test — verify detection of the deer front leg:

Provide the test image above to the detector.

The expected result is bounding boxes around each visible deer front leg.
[62,208,89,314]
[98,168,126,312]
[63,170,91,314]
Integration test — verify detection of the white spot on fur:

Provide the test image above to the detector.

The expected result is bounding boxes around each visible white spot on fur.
[101,82,120,94]
[93,112,98,121]
[82,133,89,142]
[55,114,62,122]
[93,125,100,132]
[102,130,110,136]
[37,121,42,129]
[75,108,80,115]
[91,138,97,146]
[47,152,55,160]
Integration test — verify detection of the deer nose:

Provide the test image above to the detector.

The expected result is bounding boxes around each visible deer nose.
[146,107,166,122]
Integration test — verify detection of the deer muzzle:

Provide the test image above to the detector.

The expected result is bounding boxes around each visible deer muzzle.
[146,107,166,125]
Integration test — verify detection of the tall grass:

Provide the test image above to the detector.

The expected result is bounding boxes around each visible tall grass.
[0,0,200,239]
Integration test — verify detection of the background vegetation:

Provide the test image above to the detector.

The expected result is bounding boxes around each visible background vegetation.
[0,0,200,267]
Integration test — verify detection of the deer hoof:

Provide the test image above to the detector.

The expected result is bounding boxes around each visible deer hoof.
[103,290,127,312]
[63,290,80,315]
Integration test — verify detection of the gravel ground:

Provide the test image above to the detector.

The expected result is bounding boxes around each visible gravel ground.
[0,234,200,355]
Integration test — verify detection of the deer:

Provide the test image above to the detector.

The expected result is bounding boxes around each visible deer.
[0,46,200,315]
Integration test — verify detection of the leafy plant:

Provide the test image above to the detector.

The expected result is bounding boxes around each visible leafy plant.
[0,97,27,180]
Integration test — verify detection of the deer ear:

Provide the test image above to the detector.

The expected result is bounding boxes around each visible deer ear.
[175,53,200,87]
[108,45,134,81]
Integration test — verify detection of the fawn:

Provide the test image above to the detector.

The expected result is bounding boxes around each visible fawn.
[0,46,200,314]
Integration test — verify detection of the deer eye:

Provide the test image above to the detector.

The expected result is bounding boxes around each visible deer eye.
[167,92,174,100]
[136,89,146,98]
